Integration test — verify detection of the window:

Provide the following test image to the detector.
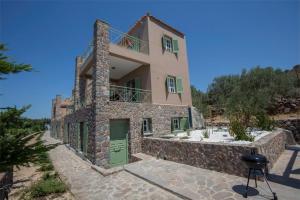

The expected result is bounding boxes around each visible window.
[162,35,179,53]
[163,35,173,52]
[167,76,176,93]
[172,118,180,130]
[172,117,189,132]
[143,118,152,133]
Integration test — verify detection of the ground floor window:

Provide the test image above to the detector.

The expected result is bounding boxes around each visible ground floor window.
[172,118,180,130]
[143,118,152,134]
[172,117,189,132]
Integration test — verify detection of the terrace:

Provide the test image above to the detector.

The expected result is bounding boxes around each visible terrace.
[78,26,151,106]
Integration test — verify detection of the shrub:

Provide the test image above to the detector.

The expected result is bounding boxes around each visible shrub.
[39,163,54,171]
[203,130,209,138]
[255,112,275,131]
[29,177,66,197]
[229,118,254,142]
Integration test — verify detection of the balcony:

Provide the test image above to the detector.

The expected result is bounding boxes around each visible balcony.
[110,85,151,103]
[80,27,149,72]
[109,27,148,55]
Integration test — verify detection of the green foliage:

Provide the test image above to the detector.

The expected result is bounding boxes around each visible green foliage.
[208,75,240,111]
[191,85,209,117]
[229,117,254,142]
[203,130,209,138]
[191,66,300,122]
[0,107,55,172]
[27,176,66,198]
[255,112,275,131]
[0,43,32,80]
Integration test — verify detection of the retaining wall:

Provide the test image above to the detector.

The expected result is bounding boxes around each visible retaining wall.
[142,129,294,177]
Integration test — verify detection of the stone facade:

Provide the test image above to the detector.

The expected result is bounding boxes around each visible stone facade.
[50,18,191,168]
[142,129,294,177]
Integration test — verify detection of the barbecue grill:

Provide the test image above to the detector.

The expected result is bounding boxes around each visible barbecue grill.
[241,150,277,199]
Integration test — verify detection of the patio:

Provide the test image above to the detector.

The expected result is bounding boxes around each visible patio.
[125,146,300,200]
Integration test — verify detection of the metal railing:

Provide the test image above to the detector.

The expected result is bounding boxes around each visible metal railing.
[109,27,149,54]
[81,40,94,67]
[110,85,151,103]
[80,27,149,69]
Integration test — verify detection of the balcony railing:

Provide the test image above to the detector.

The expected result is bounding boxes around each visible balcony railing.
[80,27,149,69]
[109,27,149,54]
[110,85,151,103]
[81,40,94,67]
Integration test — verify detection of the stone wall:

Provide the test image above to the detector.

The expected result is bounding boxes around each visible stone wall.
[276,119,300,144]
[142,129,293,177]
[105,101,189,155]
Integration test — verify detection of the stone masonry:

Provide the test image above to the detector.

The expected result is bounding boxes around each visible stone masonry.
[51,19,190,168]
[142,129,295,177]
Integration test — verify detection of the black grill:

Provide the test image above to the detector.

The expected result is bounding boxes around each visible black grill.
[241,153,268,169]
[241,150,277,199]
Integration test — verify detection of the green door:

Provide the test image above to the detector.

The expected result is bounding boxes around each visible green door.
[83,122,88,155]
[110,119,129,167]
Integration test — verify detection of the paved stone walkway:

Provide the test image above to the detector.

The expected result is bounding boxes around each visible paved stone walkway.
[43,131,181,200]
[44,131,300,200]
[125,146,300,200]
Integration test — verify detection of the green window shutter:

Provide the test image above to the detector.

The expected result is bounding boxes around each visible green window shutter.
[176,77,183,94]
[135,78,141,89]
[83,122,88,155]
[162,36,167,50]
[166,76,170,93]
[180,117,188,130]
[172,39,179,53]
[77,123,80,150]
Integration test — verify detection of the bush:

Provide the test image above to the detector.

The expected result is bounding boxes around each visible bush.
[229,118,254,142]
[29,177,66,197]
[203,130,209,138]
[39,163,54,171]
[255,112,275,131]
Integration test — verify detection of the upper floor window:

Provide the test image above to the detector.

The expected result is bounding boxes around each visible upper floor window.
[166,76,183,94]
[162,35,179,53]
[167,76,176,93]
[164,36,173,52]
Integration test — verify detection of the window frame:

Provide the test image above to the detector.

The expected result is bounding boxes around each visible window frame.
[164,35,173,52]
[143,118,152,133]
[167,76,176,93]
[172,118,180,130]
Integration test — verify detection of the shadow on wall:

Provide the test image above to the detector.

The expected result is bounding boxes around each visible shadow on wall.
[267,146,300,189]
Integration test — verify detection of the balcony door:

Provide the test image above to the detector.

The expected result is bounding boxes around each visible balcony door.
[126,78,141,102]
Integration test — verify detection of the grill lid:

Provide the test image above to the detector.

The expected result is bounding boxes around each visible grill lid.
[241,154,268,164]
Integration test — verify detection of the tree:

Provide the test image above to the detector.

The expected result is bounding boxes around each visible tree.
[191,85,209,117]
[0,43,32,79]
[0,43,52,172]
[0,106,53,171]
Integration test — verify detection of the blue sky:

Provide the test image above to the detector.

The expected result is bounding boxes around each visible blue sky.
[1,0,299,118]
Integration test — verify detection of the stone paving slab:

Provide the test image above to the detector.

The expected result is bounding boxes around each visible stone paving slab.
[125,148,300,200]
[43,131,182,200]
[44,131,300,200]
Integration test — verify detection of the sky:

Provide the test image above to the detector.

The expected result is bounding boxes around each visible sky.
[1,0,299,118]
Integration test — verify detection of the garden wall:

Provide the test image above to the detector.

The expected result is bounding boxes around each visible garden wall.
[142,129,294,177]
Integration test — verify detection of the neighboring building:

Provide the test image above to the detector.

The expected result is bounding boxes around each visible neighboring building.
[51,95,73,140]
[51,14,200,168]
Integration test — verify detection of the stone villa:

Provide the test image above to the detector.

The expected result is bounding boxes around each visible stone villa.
[51,14,202,168]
